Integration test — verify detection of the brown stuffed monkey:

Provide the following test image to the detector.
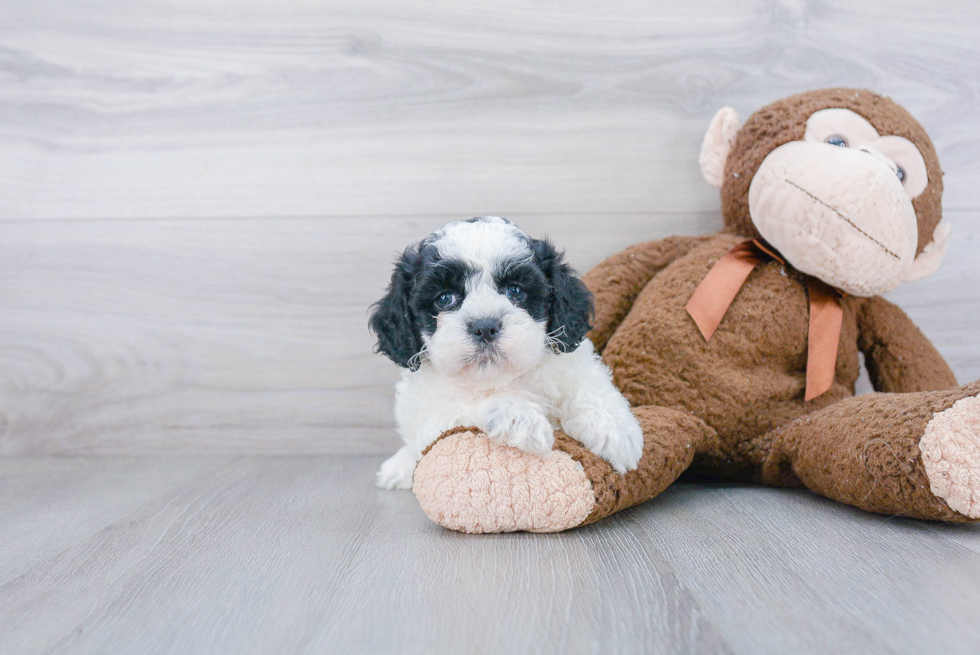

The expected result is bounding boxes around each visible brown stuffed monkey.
[411,88,980,533]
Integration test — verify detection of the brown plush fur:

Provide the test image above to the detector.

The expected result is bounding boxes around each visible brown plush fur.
[759,380,980,521]
[596,233,958,480]
[581,90,972,522]
[411,89,979,530]
[560,406,716,525]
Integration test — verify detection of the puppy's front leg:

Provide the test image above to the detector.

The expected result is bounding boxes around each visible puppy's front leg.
[376,446,420,490]
[555,346,643,473]
[560,400,643,474]
[479,396,555,455]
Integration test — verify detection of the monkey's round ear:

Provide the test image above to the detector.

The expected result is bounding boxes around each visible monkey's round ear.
[904,222,952,282]
[699,107,740,188]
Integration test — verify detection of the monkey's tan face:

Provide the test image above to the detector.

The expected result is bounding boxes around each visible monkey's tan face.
[748,108,928,297]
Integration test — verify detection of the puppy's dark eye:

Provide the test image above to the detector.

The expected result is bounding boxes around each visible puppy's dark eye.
[434,292,460,311]
[825,135,848,147]
[896,166,905,182]
[504,284,525,302]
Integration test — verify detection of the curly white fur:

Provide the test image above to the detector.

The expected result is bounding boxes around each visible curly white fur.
[376,218,643,489]
[378,339,643,489]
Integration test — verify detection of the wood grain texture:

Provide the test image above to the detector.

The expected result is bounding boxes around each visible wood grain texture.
[1,455,979,654]
[1,0,980,454]
[3,3,980,653]
[0,211,717,455]
[0,211,976,455]
[2,0,980,220]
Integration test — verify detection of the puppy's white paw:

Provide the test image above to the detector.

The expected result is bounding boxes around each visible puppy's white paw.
[602,411,644,474]
[376,447,418,490]
[563,406,643,474]
[482,400,555,455]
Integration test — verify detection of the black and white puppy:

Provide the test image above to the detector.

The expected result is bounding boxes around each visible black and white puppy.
[369,216,643,490]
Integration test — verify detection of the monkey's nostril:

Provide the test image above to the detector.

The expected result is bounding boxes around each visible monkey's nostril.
[468,318,503,343]
[858,145,899,173]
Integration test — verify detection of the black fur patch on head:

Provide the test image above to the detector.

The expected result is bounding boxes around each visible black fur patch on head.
[370,240,477,370]
[493,259,550,322]
[529,238,594,352]
[371,222,593,368]
[408,250,473,337]
[369,245,426,370]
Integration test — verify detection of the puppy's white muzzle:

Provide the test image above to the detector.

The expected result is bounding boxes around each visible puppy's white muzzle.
[426,287,547,383]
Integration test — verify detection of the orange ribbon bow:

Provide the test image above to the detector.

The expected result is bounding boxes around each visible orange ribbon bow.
[685,239,843,402]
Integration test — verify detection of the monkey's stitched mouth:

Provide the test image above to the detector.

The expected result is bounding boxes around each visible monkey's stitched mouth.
[783,179,901,260]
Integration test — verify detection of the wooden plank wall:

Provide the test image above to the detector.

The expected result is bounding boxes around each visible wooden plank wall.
[1,0,978,455]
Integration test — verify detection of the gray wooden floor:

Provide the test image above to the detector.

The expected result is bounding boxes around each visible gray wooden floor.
[1,456,979,655]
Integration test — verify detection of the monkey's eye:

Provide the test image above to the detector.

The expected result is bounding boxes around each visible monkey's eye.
[825,135,848,147]
[504,284,526,302]
[434,292,460,311]
[895,166,906,183]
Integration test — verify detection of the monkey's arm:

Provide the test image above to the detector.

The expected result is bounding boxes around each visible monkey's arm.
[584,235,712,353]
[856,296,958,393]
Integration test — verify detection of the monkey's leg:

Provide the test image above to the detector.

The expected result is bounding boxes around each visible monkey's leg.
[757,381,980,522]
[412,406,716,534]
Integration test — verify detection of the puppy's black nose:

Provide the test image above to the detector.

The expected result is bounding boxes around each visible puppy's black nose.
[468,318,503,343]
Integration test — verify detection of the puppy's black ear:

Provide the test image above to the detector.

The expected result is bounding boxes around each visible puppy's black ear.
[369,245,424,370]
[531,238,594,353]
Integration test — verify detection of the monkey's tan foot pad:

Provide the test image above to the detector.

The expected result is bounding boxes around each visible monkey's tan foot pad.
[413,428,596,533]
[921,394,980,519]
[412,419,693,534]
